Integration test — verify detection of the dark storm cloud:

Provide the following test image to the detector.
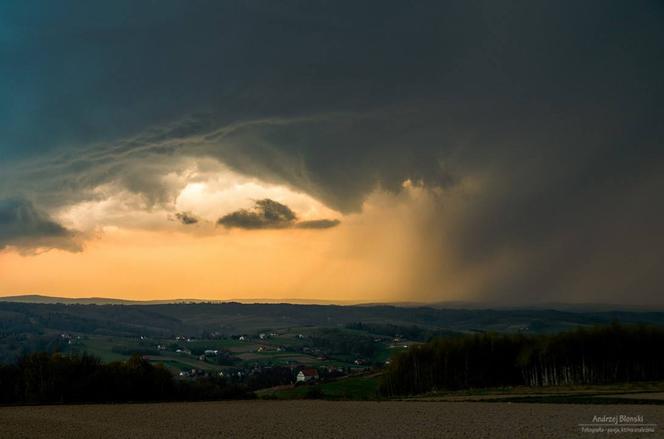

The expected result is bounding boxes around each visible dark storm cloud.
[217,199,339,230]
[1,1,663,302]
[295,219,340,230]
[218,199,296,229]
[174,212,199,225]
[0,198,81,252]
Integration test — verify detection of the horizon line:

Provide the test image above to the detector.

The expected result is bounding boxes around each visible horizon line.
[1,293,663,311]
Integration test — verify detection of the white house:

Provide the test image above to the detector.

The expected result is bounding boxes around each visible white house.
[296,368,319,383]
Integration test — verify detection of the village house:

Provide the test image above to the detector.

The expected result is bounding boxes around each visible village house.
[296,368,319,383]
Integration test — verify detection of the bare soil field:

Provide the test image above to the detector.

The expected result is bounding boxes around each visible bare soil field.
[1,401,662,439]
[603,393,664,401]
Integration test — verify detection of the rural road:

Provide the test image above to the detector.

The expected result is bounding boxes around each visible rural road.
[0,400,662,438]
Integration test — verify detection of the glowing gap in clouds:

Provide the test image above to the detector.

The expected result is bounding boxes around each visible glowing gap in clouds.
[54,164,341,235]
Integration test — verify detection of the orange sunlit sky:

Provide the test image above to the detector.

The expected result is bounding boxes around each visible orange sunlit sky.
[0,167,454,303]
[0,180,437,302]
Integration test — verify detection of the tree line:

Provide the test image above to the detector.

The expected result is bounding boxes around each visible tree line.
[0,352,252,405]
[380,323,664,396]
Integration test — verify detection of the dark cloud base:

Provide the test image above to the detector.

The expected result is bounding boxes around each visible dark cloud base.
[295,219,340,229]
[0,198,80,252]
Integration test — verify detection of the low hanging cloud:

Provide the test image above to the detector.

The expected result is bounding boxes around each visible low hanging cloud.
[295,219,341,229]
[174,211,199,225]
[0,198,81,253]
[217,199,340,230]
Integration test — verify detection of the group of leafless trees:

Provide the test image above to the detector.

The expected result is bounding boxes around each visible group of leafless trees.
[380,324,664,396]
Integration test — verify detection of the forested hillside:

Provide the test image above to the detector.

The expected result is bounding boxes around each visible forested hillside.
[3,301,664,367]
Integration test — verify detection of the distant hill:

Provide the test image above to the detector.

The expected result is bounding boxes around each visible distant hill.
[424,301,664,313]
[3,294,662,311]
[0,295,140,305]
[1,299,664,338]
[0,294,360,306]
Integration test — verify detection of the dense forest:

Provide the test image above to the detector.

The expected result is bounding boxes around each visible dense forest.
[380,324,664,396]
[0,353,252,404]
[309,328,378,358]
[345,322,459,341]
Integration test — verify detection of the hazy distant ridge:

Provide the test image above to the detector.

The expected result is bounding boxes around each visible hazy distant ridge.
[0,294,360,306]
[1,294,661,312]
